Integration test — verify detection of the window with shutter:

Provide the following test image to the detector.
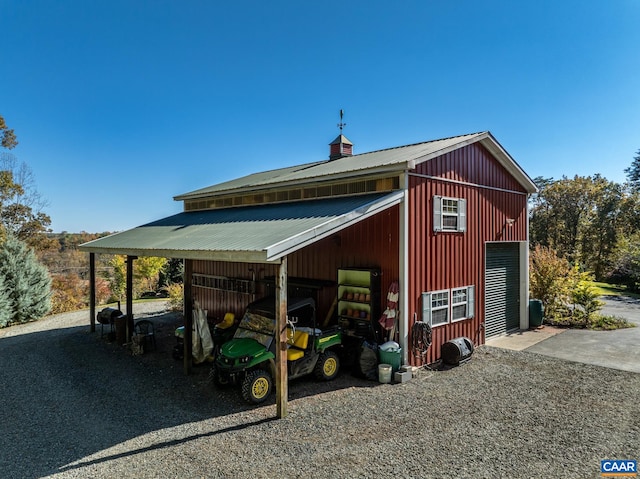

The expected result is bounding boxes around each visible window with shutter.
[433,196,467,233]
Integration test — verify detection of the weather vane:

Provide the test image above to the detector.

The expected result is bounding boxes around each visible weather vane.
[337,109,346,133]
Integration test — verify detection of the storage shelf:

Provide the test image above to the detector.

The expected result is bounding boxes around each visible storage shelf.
[337,267,381,341]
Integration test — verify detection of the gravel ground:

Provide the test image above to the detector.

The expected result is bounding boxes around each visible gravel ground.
[1,302,638,479]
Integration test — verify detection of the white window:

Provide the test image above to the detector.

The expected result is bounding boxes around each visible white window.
[433,196,466,232]
[452,286,475,321]
[422,290,449,327]
[422,286,475,326]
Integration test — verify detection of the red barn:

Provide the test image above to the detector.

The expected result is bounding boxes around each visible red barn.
[82,131,537,368]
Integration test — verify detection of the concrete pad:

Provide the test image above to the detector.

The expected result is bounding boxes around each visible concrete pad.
[527,325,640,374]
[486,325,565,351]
[489,297,640,374]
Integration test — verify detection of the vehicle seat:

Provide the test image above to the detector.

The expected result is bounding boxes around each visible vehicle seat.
[286,330,309,361]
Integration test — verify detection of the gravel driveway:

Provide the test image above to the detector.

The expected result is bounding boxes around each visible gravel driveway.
[1,302,638,479]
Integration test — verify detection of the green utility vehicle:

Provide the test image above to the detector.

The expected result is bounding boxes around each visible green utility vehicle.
[212,296,342,404]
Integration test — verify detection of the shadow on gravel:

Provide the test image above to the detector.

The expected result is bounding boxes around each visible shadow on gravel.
[56,416,278,474]
[0,310,376,478]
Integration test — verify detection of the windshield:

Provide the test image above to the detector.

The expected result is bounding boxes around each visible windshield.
[233,310,275,348]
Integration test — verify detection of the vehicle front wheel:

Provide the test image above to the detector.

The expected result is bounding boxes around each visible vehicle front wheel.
[209,363,231,388]
[314,350,340,381]
[241,370,273,404]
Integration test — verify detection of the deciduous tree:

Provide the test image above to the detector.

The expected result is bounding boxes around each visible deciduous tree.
[0,153,53,250]
[0,115,18,150]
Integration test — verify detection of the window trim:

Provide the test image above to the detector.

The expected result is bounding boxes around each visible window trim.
[451,286,475,322]
[422,289,450,327]
[433,195,467,233]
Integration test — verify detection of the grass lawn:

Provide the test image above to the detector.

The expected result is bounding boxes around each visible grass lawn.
[590,281,640,299]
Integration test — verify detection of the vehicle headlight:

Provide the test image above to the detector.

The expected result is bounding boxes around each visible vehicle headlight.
[239,356,252,364]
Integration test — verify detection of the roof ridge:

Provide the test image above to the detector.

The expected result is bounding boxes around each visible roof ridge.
[350,131,487,157]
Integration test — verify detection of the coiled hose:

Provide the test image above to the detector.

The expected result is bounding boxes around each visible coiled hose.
[411,315,432,361]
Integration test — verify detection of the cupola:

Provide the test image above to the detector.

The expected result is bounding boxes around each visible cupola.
[329,109,353,160]
[329,134,353,160]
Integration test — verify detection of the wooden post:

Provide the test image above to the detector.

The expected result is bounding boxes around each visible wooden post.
[183,259,193,375]
[126,255,136,340]
[275,256,288,418]
[89,253,96,333]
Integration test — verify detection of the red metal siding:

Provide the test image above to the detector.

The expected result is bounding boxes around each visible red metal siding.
[192,207,400,324]
[408,143,528,365]
[190,141,529,367]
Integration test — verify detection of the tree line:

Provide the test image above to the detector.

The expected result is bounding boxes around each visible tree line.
[530,152,640,292]
[1,110,639,327]
[0,114,183,327]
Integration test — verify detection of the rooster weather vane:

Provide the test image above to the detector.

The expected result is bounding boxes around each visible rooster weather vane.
[337,109,346,133]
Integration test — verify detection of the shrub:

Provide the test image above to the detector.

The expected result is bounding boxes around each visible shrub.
[589,314,636,330]
[0,274,11,327]
[529,245,576,320]
[50,273,86,314]
[569,269,604,326]
[0,234,51,326]
[166,282,184,313]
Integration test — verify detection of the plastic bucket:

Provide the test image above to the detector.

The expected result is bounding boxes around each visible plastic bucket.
[378,364,392,384]
[379,348,402,373]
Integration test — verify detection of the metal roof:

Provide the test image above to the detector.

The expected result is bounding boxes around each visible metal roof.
[174,131,537,200]
[79,191,404,263]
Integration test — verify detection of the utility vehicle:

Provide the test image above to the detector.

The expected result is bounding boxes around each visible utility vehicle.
[211,296,342,404]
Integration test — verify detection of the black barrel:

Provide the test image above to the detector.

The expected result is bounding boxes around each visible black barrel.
[441,337,474,365]
[96,307,122,324]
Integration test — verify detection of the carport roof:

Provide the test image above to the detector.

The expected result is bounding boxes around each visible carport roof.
[79,191,403,263]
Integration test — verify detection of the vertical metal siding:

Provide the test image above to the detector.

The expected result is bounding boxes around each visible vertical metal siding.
[193,207,400,325]
[408,143,528,365]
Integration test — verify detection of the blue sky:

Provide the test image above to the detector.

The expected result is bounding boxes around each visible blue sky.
[1,1,639,233]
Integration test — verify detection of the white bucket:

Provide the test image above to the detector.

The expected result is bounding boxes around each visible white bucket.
[378,364,392,384]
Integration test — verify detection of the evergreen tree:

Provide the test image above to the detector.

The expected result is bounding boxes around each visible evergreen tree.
[0,234,51,326]
[624,149,640,193]
[0,274,11,327]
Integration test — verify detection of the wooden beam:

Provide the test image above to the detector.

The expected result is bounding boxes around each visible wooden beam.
[126,256,136,341]
[183,258,193,375]
[275,257,288,418]
[89,253,96,333]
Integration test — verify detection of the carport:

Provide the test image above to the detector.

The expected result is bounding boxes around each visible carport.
[79,192,404,418]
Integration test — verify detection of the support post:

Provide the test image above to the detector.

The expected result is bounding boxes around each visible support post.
[126,255,136,341]
[89,253,96,333]
[183,259,193,375]
[275,257,288,418]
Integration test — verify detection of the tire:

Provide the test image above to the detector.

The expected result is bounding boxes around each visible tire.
[314,350,340,381]
[241,369,273,404]
[209,363,230,388]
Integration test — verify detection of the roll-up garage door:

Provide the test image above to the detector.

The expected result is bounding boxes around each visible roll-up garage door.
[485,243,520,339]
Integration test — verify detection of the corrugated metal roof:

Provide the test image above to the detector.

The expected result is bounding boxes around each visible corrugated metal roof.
[79,191,403,263]
[175,132,488,200]
[174,132,537,200]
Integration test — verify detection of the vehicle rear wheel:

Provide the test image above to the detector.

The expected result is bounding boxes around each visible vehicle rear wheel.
[241,370,273,404]
[314,350,340,381]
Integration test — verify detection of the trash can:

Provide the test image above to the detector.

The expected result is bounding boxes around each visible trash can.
[378,348,402,373]
[114,314,127,345]
[529,299,544,328]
